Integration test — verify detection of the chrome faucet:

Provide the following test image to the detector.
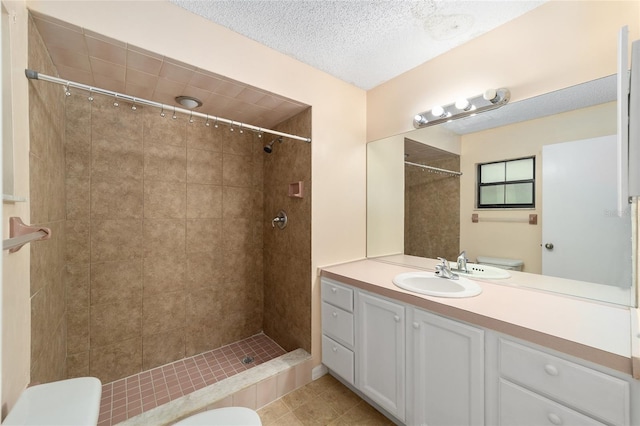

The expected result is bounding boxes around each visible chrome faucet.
[435,257,459,280]
[457,250,469,273]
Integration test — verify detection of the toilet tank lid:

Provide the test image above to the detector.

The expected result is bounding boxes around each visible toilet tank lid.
[3,377,102,426]
[476,256,524,267]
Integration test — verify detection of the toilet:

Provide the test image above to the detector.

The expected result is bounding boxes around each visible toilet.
[476,255,524,271]
[3,377,261,426]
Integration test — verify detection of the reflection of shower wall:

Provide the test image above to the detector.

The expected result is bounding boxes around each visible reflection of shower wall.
[28,16,67,384]
[262,108,311,353]
[404,156,460,261]
[64,94,264,383]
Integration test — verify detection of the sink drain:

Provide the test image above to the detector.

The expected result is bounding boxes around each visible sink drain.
[241,356,254,365]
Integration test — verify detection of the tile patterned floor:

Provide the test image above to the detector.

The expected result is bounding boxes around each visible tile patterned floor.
[257,374,394,425]
[98,333,286,426]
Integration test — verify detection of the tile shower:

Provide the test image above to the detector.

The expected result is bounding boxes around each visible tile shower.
[27,10,312,408]
[404,154,460,261]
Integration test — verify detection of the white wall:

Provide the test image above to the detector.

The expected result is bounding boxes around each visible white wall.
[367,1,640,142]
[1,0,31,416]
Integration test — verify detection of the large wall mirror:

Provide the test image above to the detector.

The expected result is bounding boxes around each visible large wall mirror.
[367,75,638,307]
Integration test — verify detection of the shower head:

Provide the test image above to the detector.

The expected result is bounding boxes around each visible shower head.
[264,137,283,153]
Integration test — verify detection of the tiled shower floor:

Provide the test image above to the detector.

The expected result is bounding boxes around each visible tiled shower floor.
[98,333,286,426]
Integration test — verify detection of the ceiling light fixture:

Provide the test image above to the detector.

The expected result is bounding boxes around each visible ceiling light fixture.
[175,95,203,109]
[413,88,510,129]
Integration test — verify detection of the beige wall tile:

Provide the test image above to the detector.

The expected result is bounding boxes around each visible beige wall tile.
[144,180,186,219]
[221,218,252,253]
[142,328,186,370]
[185,219,222,254]
[91,175,143,219]
[66,176,90,219]
[66,351,90,378]
[143,255,186,296]
[143,108,186,147]
[90,260,143,305]
[143,219,186,258]
[223,153,253,187]
[186,251,223,291]
[142,291,185,336]
[144,142,186,182]
[221,129,252,155]
[91,219,143,262]
[90,299,141,347]
[65,263,89,310]
[186,184,222,219]
[90,337,142,383]
[187,148,222,184]
[67,306,89,354]
[91,138,144,180]
[222,186,253,219]
[186,122,222,152]
[65,220,90,264]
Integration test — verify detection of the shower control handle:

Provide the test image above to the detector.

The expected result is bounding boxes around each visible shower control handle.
[272,210,288,230]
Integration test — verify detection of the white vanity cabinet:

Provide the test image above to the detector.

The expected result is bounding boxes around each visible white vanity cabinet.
[320,278,355,385]
[408,307,485,426]
[494,337,631,426]
[357,291,405,422]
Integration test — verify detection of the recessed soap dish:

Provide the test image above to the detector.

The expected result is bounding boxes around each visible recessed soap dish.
[288,181,304,198]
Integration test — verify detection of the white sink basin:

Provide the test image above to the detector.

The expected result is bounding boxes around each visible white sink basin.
[393,271,482,298]
[450,262,511,279]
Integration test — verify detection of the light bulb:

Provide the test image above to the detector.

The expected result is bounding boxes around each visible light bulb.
[455,98,470,111]
[483,89,497,102]
[414,114,428,125]
[431,105,445,118]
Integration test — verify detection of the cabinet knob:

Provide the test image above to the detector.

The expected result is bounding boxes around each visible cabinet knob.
[413,322,420,329]
[332,311,338,318]
[331,287,337,293]
[547,412,562,425]
[544,364,559,376]
[394,315,401,322]
[332,346,338,352]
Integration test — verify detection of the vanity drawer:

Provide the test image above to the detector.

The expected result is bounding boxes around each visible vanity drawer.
[321,278,354,312]
[322,335,354,385]
[499,339,629,426]
[322,302,354,346]
[499,379,604,426]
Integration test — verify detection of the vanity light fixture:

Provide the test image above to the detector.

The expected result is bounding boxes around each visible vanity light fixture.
[413,88,510,129]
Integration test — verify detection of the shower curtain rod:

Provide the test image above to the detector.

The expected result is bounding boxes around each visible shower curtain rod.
[405,161,462,176]
[25,69,311,143]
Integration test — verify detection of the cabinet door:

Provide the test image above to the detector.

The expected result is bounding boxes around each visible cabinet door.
[410,308,484,426]
[357,291,405,421]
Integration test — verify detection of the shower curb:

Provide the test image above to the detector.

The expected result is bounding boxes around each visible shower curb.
[118,348,311,426]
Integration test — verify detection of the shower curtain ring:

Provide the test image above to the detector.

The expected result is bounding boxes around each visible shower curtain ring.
[214,117,219,128]
[239,123,244,134]
[189,111,194,123]
[64,83,71,96]
[113,94,119,107]
[230,121,235,132]
[172,107,177,119]
[131,98,137,111]
[205,115,210,127]
[88,89,94,102]
[160,106,166,117]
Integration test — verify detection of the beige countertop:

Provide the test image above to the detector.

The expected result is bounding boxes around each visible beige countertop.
[320,257,634,375]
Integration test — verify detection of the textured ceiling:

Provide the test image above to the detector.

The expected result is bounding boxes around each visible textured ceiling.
[170,0,546,90]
